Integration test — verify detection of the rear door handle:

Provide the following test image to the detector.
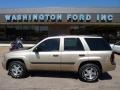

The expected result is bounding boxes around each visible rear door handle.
[79,54,85,57]
[53,55,59,57]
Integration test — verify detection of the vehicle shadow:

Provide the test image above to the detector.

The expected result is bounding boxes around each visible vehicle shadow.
[29,71,78,79]
[99,72,112,80]
[29,71,112,80]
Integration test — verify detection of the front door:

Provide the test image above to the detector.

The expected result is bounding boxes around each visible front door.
[29,38,61,71]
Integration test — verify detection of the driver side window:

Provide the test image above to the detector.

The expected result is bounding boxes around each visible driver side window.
[36,38,60,52]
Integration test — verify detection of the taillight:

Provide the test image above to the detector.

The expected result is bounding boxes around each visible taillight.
[110,52,116,65]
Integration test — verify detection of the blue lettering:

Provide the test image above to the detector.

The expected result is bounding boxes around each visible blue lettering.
[107,14,113,21]
[56,14,62,21]
[22,15,28,21]
[72,14,78,21]
[67,14,72,21]
[33,14,38,21]
[101,14,106,21]
[39,14,44,21]
[50,14,56,21]
[11,15,17,21]
[86,14,91,21]
[17,15,22,21]
[5,15,11,21]
[79,14,84,21]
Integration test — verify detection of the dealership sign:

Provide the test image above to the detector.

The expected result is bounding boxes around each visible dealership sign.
[5,14,113,22]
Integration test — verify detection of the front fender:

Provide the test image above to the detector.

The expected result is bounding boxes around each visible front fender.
[6,55,31,70]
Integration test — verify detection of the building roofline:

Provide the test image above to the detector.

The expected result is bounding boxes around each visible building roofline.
[0,7,120,14]
[0,7,120,9]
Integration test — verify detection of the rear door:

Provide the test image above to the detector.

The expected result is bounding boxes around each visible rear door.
[84,38,112,63]
[61,37,86,71]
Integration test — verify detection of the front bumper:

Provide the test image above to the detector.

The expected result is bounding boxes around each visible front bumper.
[2,61,6,70]
[2,56,7,70]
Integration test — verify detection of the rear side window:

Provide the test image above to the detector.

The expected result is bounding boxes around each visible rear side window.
[64,38,84,51]
[85,38,111,51]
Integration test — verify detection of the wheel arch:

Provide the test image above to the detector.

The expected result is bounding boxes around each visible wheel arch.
[6,58,25,70]
[79,60,102,73]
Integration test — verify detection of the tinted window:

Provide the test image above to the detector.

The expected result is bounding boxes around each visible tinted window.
[64,38,84,51]
[36,38,60,51]
[85,38,111,51]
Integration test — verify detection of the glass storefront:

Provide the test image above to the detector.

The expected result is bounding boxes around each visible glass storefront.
[0,8,119,43]
[69,25,120,43]
[0,24,120,43]
[1,25,48,43]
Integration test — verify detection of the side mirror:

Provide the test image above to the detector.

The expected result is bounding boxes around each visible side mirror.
[33,47,39,53]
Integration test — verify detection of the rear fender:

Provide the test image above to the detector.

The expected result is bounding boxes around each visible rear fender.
[74,56,102,72]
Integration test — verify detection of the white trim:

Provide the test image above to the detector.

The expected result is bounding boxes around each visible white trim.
[0,44,34,47]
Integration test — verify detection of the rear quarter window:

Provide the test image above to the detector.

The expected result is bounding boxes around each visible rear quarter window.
[85,38,111,51]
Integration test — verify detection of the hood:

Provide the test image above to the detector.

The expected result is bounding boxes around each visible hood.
[5,49,30,57]
[9,46,32,52]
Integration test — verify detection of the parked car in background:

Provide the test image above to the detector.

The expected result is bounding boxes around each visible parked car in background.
[110,41,120,54]
[2,35,116,82]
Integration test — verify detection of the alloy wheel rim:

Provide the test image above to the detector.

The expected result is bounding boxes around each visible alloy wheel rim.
[82,67,98,81]
[10,64,23,77]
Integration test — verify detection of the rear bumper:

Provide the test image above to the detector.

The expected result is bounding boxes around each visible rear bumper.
[102,63,116,72]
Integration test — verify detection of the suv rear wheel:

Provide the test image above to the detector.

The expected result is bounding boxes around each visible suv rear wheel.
[8,61,27,78]
[79,63,100,82]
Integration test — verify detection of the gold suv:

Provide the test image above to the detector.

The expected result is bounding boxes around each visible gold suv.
[2,35,116,82]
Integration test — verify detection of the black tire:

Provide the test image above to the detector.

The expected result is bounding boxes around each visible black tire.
[8,61,28,78]
[79,63,100,82]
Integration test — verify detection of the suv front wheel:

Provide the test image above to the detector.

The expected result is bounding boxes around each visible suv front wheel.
[79,63,100,82]
[8,61,27,78]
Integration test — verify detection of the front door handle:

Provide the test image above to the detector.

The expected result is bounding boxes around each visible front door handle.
[79,54,85,57]
[53,55,59,57]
